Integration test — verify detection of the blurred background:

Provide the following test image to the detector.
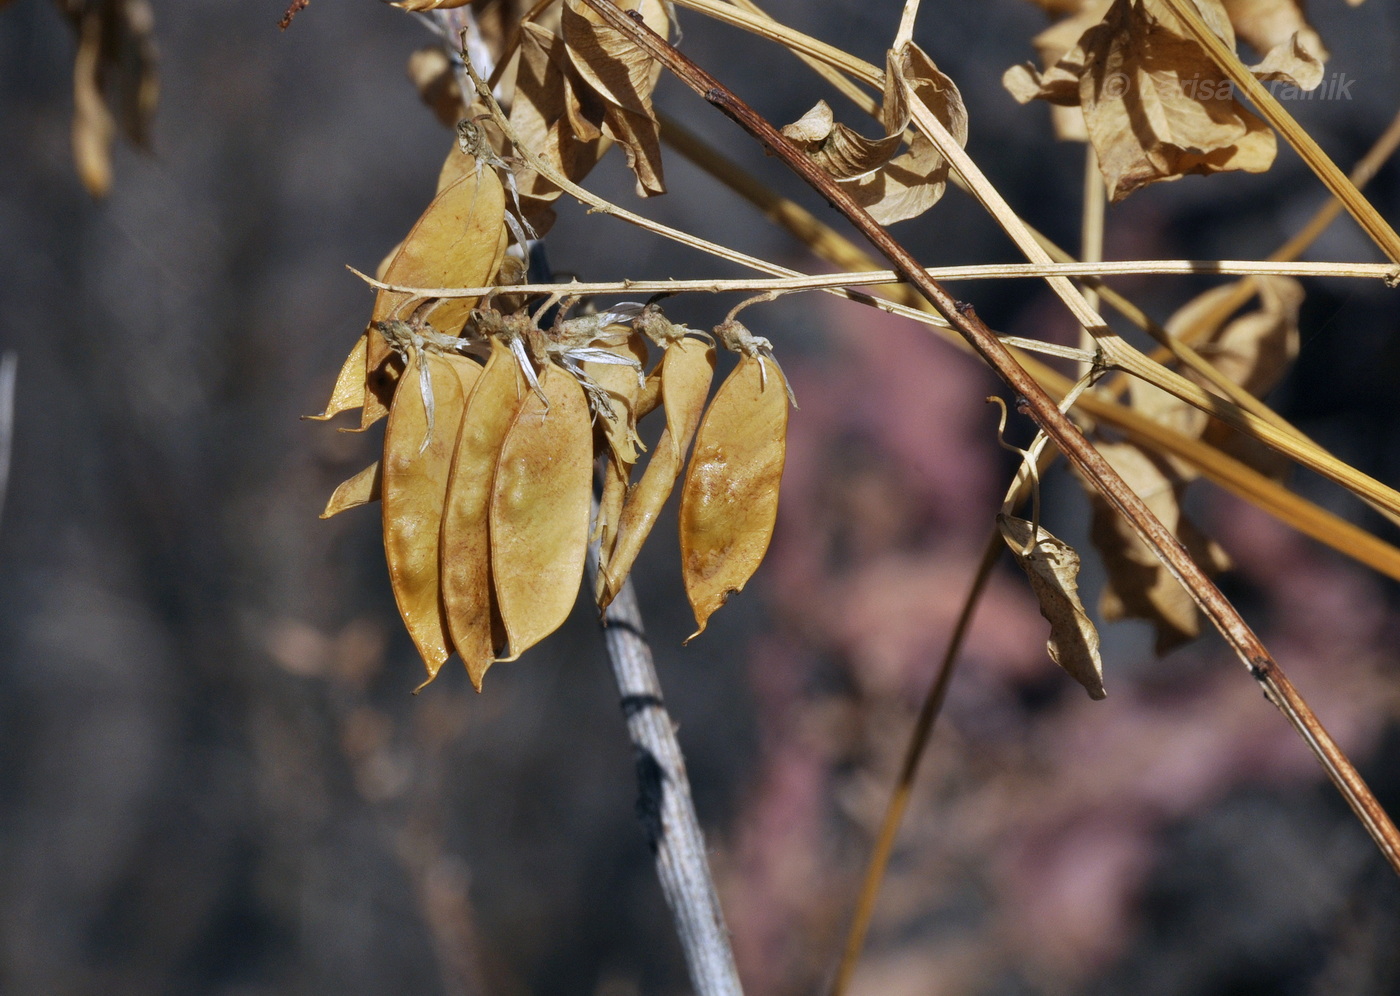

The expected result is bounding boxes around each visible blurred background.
[3,1,1400,993]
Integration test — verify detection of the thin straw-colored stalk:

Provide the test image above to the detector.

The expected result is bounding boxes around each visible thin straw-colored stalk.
[584,0,1400,874]
[830,533,1000,996]
[1155,0,1400,264]
[354,259,1398,300]
[658,111,1400,584]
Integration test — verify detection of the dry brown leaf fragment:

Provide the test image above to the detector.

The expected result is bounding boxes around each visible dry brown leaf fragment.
[599,335,716,608]
[490,363,595,661]
[381,352,478,681]
[306,333,368,422]
[1006,0,1324,198]
[559,0,669,196]
[391,0,471,10]
[679,353,790,640]
[509,21,608,234]
[1221,0,1327,63]
[998,514,1106,699]
[780,42,965,224]
[1130,276,1302,475]
[1086,442,1232,654]
[440,339,524,690]
[321,461,383,519]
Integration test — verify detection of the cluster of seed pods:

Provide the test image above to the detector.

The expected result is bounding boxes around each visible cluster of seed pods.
[317,303,792,690]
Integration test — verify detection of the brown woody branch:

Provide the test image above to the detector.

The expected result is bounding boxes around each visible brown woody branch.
[579,0,1400,876]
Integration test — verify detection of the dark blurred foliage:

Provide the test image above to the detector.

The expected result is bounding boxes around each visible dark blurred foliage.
[3,1,1400,994]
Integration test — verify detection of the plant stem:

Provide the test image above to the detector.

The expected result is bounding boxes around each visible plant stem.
[581,0,1400,876]
[589,558,744,996]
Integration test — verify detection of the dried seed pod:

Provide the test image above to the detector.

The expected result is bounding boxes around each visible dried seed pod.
[440,339,526,690]
[382,351,480,681]
[680,354,790,639]
[491,363,595,660]
[306,333,368,422]
[583,335,649,579]
[364,160,510,425]
[598,335,715,608]
[321,461,382,519]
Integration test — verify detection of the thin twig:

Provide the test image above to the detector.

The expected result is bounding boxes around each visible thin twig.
[587,554,744,996]
[352,258,1399,300]
[580,0,1400,875]
[657,103,1400,585]
[831,532,1001,996]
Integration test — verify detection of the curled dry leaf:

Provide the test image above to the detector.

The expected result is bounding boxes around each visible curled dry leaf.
[560,0,669,197]
[1131,275,1302,476]
[998,514,1106,699]
[321,461,382,519]
[780,41,966,224]
[598,335,716,608]
[363,158,510,426]
[1085,442,1232,654]
[382,352,481,681]
[440,339,525,690]
[490,362,595,661]
[680,354,790,640]
[1005,0,1323,199]
[306,332,368,422]
[510,21,608,235]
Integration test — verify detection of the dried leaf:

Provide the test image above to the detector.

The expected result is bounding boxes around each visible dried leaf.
[560,0,669,196]
[510,21,607,234]
[584,335,650,580]
[1131,276,1302,476]
[998,514,1106,699]
[440,339,525,690]
[781,100,905,180]
[305,332,368,421]
[490,363,595,661]
[1006,0,1327,198]
[680,355,790,640]
[1222,0,1328,63]
[321,461,382,519]
[599,336,715,607]
[780,42,966,224]
[381,352,478,680]
[1087,442,1231,653]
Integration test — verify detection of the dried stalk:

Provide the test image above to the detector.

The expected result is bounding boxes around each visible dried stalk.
[581,0,1400,875]
[588,555,744,996]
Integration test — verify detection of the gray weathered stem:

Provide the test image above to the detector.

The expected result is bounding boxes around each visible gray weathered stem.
[591,561,743,996]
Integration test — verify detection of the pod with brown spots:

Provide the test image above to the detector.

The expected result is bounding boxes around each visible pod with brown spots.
[679,354,789,639]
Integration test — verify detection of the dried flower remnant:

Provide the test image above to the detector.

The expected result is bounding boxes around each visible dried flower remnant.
[321,461,382,519]
[680,322,792,640]
[999,513,1107,699]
